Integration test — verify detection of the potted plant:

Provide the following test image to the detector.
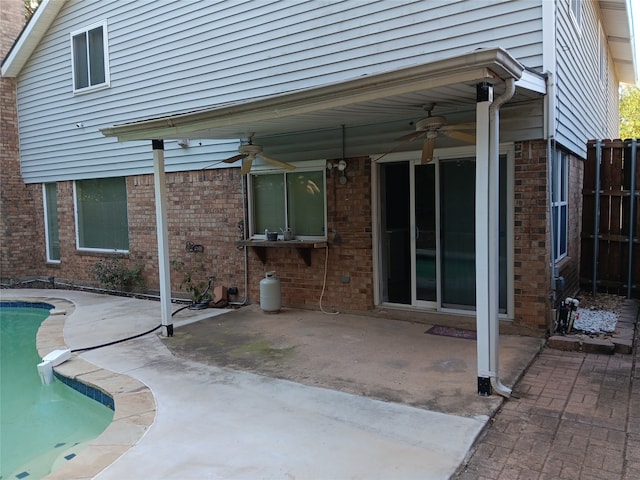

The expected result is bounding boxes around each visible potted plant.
[171,260,214,309]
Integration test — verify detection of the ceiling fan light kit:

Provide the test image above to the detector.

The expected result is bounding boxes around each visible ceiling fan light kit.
[392,103,476,164]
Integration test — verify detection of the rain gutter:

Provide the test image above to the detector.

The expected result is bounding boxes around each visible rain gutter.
[100,48,525,142]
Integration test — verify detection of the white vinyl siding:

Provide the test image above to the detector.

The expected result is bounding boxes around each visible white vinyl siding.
[15,0,543,183]
[598,23,606,84]
[554,0,621,157]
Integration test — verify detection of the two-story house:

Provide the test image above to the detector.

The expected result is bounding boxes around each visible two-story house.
[1,0,636,393]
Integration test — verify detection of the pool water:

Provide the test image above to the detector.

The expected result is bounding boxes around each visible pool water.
[0,305,114,479]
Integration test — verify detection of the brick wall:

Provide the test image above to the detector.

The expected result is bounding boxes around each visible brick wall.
[513,140,553,332]
[245,156,374,312]
[6,140,560,330]
[128,168,248,297]
[0,0,41,281]
[0,0,23,58]
[33,170,244,295]
[27,161,373,312]
[511,143,584,333]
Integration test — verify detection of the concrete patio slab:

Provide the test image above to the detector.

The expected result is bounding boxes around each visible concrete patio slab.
[1,289,543,479]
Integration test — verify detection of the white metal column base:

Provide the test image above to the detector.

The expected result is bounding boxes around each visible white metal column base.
[478,377,492,396]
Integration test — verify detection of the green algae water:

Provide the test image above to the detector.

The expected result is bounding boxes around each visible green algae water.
[0,305,113,479]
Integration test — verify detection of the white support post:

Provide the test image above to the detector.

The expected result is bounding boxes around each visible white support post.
[476,82,493,396]
[152,140,173,337]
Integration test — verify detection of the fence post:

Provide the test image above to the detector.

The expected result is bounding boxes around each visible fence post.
[592,140,602,296]
[628,139,637,299]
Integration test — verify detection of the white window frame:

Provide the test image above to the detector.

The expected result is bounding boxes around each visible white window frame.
[598,23,607,83]
[73,177,130,253]
[248,160,328,241]
[569,0,582,33]
[43,183,61,263]
[552,150,569,262]
[70,20,110,94]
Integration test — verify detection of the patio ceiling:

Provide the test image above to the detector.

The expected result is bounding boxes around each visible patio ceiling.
[100,48,546,145]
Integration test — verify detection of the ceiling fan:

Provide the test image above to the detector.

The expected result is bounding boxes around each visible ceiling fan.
[223,134,295,174]
[395,104,476,163]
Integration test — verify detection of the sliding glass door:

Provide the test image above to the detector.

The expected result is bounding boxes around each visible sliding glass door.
[379,155,508,313]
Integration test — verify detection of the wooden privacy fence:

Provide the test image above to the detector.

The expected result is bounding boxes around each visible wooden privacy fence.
[580,139,639,298]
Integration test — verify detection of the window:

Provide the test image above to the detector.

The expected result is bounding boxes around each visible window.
[43,183,60,263]
[75,177,129,251]
[71,21,109,93]
[569,0,582,30]
[552,150,568,262]
[250,164,326,239]
[599,24,607,83]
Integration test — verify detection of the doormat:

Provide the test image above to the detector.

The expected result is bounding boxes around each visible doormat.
[425,325,477,340]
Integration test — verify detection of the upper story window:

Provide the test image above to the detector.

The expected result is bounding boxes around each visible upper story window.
[249,161,327,240]
[569,0,582,31]
[598,24,607,83]
[71,21,110,93]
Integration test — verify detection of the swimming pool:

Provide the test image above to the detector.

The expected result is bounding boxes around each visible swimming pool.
[0,303,114,480]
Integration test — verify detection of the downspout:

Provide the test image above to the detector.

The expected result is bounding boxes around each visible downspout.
[488,78,516,398]
[545,72,557,309]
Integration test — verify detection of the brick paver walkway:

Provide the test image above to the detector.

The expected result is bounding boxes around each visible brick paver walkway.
[455,301,640,480]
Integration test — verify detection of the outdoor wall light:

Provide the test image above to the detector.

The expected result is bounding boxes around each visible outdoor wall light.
[326,160,348,184]
[326,160,347,171]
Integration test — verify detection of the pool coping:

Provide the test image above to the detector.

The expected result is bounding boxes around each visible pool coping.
[17,296,155,480]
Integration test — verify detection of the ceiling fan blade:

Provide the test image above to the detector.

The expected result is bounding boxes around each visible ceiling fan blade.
[259,154,296,171]
[421,138,435,164]
[440,122,476,131]
[444,130,476,144]
[240,156,254,175]
[395,130,427,143]
[223,153,247,164]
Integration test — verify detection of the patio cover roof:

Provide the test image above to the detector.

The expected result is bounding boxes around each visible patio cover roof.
[100,48,546,143]
[100,47,546,397]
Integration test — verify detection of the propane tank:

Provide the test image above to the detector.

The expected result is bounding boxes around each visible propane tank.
[260,271,281,313]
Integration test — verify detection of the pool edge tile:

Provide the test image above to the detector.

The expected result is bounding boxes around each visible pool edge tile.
[25,296,157,480]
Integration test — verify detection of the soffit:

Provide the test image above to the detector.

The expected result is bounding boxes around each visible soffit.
[599,0,637,84]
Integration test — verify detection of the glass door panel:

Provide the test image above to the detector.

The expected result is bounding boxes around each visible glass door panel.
[440,159,476,309]
[380,163,411,304]
[379,155,508,313]
[414,164,437,302]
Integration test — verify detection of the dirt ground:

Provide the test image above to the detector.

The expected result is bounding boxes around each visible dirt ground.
[574,291,627,312]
